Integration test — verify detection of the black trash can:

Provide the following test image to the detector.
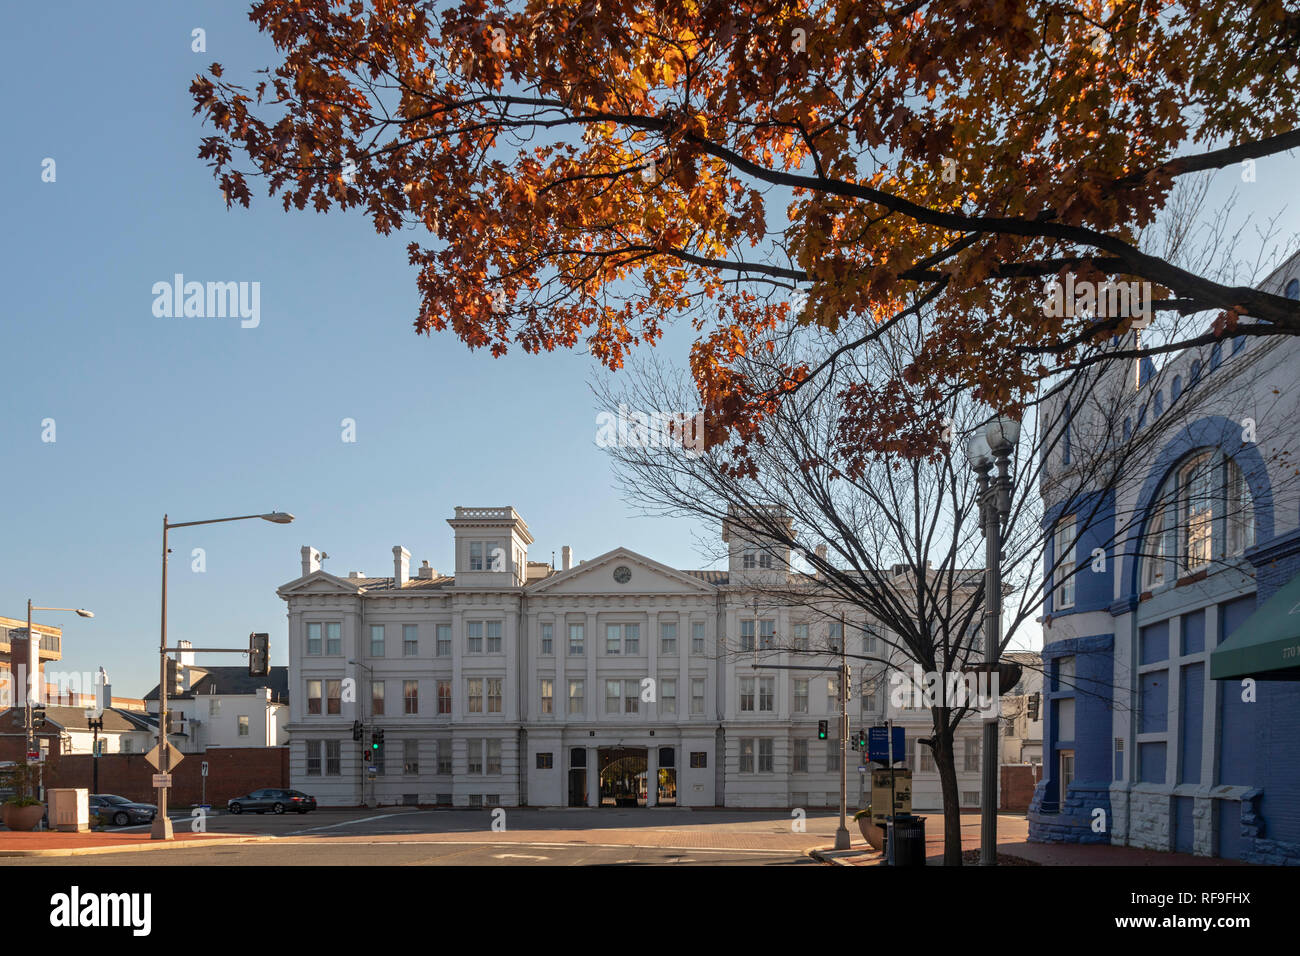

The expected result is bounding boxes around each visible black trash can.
[890,814,927,866]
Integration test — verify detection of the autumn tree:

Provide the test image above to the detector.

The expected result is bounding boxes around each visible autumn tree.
[192,0,1300,466]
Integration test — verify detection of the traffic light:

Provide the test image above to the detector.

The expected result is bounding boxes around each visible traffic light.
[1027,692,1041,721]
[850,736,859,752]
[371,728,385,751]
[352,720,363,742]
[32,707,47,730]
[817,719,828,740]
[248,632,270,677]
[857,728,868,750]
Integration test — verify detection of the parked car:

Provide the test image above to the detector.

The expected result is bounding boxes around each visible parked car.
[89,794,158,827]
[227,789,317,815]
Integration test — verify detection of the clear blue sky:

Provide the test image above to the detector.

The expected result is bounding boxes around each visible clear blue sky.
[3,2,1295,694]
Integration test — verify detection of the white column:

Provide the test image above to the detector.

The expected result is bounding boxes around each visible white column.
[588,744,599,807]
[647,608,659,722]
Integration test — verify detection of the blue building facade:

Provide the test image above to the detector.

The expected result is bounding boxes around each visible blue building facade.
[1029,253,1300,862]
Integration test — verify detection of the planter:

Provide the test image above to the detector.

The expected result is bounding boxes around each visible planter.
[2,803,46,832]
[856,814,884,851]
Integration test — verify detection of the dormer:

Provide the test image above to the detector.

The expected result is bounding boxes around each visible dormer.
[722,507,791,581]
[446,506,534,587]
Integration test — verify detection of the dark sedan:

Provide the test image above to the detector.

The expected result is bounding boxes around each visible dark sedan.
[89,794,158,827]
[227,788,317,815]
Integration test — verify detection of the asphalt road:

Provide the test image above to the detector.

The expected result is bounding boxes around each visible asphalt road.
[3,807,845,866]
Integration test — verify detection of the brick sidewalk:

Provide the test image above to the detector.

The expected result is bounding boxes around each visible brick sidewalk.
[813,811,1251,866]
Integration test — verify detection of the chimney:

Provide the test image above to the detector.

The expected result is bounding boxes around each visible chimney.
[301,546,322,577]
[417,560,436,580]
[562,546,572,571]
[815,543,828,562]
[393,545,411,588]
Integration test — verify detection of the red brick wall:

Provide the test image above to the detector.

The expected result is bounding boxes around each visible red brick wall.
[1000,764,1043,812]
[41,748,289,806]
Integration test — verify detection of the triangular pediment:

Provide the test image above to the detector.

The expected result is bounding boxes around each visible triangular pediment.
[528,548,716,595]
[276,570,367,598]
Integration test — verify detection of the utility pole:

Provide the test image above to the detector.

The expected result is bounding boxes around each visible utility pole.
[838,613,849,850]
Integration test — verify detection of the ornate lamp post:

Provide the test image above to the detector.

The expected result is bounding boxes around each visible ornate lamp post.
[964,415,1020,866]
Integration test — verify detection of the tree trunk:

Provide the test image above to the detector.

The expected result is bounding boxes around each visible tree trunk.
[931,714,964,866]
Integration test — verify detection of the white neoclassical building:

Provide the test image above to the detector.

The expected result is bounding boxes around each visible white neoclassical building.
[277,506,988,809]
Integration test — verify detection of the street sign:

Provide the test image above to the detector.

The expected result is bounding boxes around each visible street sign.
[25,751,40,762]
[144,742,186,771]
[152,773,172,788]
[200,761,209,778]
[868,726,906,764]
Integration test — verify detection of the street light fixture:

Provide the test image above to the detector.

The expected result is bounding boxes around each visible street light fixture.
[964,414,1020,866]
[23,601,95,796]
[152,510,294,840]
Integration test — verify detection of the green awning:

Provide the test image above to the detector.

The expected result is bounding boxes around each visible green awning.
[1211,570,1300,681]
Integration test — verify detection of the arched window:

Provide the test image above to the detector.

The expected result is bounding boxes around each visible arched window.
[1171,375,1182,401]
[1141,451,1256,590]
[1285,278,1299,300]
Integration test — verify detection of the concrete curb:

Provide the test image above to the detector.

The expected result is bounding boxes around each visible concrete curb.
[0,835,278,858]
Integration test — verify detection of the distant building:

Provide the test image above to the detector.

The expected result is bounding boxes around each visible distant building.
[278,507,989,810]
[999,651,1044,767]
[0,614,62,710]
[142,648,288,753]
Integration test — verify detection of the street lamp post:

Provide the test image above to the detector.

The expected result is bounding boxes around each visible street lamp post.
[23,601,93,798]
[153,511,293,840]
[964,416,1020,866]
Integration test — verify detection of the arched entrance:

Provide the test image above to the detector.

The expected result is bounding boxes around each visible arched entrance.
[598,747,647,807]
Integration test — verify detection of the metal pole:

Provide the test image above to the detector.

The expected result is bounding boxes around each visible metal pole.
[980,455,1006,865]
[152,516,175,840]
[834,613,850,850]
[25,598,33,769]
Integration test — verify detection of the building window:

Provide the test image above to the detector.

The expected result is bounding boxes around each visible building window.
[605,624,621,655]
[372,680,385,716]
[437,745,452,775]
[238,716,250,737]
[661,679,677,714]
[569,680,585,715]
[691,678,706,715]
[403,624,418,656]
[469,540,503,571]
[467,678,484,714]
[740,620,756,652]
[540,679,554,714]
[758,738,774,772]
[325,740,341,775]
[436,624,452,657]
[404,680,419,715]
[758,620,774,650]
[487,678,503,714]
[963,739,980,773]
[486,620,502,653]
[307,680,322,715]
[1225,458,1256,556]
[690,751,707,769]
[404,739,419,775]
[793,738,808,772]
[468,739,483,774]
[793,678,809,714]
[569,622,585,656]
[486,739,502,775]
[536,752,553,769]
[758,552,774,569]
[305,740,321,775]
[962,791,980,807]
[540,622,553,655]
[826,677,839,712]
[742,550,756,570]
[605,679,621,714]
[306,622,322,656]
[828,619,843,653]
[437,680,451,715]
[739,738,755,772]
[862,626,878,654]
[326,679,342,715]
[826,739,840,772]
[660,621,677,653]
[624,680,640,714]
[326,622,341,656]
[1144,451,1256,585]
[918,742,936,773]
[759,677,775,712]
[209,698,221,716]
[467,621,484,654]
[691,621,705,654]
[792,623,809,651]
[740,677,756,712]
[1054,514,1077,609]
[370,624,385,657]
